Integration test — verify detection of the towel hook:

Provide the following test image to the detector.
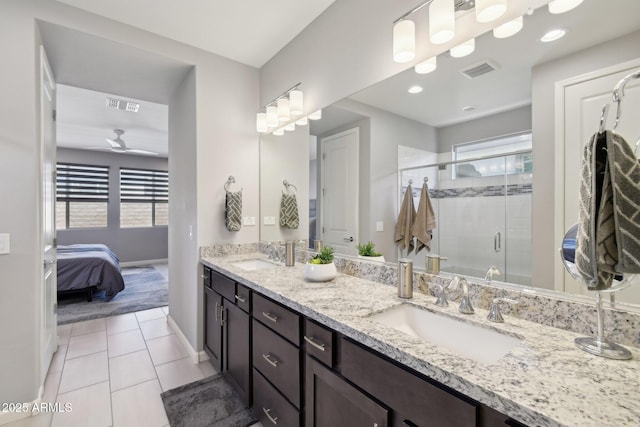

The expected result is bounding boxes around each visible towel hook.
[225,176,241,192]
[283,179,297,194]
[408,179,413,186]
[611,69,640,130]
[599,104,609,134]
[423,177,429,183]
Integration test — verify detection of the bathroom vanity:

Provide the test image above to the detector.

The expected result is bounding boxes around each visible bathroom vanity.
[200,252,640,427]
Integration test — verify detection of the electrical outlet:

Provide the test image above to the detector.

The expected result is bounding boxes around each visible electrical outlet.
[263,216,276,226]
[376,222,384,232]
[0,234,10,255]
[243,216,256,226]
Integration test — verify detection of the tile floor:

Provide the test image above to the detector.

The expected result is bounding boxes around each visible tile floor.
[6,307,220,427]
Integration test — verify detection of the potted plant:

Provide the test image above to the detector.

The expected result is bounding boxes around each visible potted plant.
[356,241,385,262]
[304,246,337,282]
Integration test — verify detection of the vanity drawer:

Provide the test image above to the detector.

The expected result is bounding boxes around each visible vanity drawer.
[303,318,334,367]
[234,283,251,313]
[253,320,301,408]
[253,293,300,346]
[253,368,300,427]
[201,266,212,288]
[210,269,235,301]
[341,338,477,427]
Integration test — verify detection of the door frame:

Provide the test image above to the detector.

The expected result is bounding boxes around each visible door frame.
[553,57,640,292]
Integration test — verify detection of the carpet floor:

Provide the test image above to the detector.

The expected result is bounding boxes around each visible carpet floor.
[161,373,257,427]
[57,265,168,325]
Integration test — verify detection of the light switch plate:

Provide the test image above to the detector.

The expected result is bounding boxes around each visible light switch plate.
[0,234,10,255]
[243,216,256,226]
[263,216,276,226]
[376,222,384,232]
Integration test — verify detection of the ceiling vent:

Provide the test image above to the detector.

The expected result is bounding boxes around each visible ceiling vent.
[106,97,140,113]
[460,60,499,79]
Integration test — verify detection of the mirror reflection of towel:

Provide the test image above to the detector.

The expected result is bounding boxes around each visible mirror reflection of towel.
[280,192,299,229]
[225,190,242,231]
[395,184,416,253]
[413,183,436,254]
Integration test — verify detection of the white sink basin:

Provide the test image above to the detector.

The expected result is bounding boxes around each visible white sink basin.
[369,304,521,364]
[231,259,279,271]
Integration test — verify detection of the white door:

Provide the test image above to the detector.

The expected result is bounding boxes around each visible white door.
[41,46,57,380]
[320,128,359,256]
[563,62,640,301]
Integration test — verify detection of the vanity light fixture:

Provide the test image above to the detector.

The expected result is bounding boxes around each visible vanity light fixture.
[393,19,416,63]
[408,85,424,94]
[429,0,455,45]
[475,0,507,23]
[540,28,566,42]
[266,105,278,128]
[289,89,304,116]
[256,112,268,133]
[450,38,475,58]
[308,109,322,120]
[548,0,583,14]
[493,16,523,38]
[273,127,285,136]
[284,122,296,131]
[415,56,437,74]
[295,116,308,126]
[277,98,290,122]
[256,82,302,134]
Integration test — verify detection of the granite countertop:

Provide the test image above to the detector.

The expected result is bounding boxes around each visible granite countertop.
[201,252,640,427]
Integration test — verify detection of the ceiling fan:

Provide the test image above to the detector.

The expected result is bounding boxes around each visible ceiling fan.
[89,129,158,155]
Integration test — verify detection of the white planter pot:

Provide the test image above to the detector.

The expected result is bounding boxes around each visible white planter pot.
[304,262,337,282]
[357,255,386,263]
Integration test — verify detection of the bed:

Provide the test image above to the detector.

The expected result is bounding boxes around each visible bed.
[57,244,125,301]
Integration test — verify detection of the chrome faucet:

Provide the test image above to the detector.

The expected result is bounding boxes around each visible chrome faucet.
[433,280,452,307]
[449,277,474,314]
[487,297,518,323]
[484,265,501,283]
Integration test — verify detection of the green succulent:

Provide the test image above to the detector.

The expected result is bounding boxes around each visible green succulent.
[356,241,382,257]
[310,246,334,264]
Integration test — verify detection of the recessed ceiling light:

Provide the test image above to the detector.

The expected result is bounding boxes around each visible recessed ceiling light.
[462,105,477,112]
[540,28,566,42]
[408,85,423,94]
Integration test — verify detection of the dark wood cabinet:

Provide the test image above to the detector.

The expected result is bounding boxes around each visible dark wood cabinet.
[203,283,223,372]
[225,301,251,404]
[305,355,389,427]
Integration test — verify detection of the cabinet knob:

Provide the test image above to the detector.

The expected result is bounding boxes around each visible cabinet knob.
[263,407,279,425]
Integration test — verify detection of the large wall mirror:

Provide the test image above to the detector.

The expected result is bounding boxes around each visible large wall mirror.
[260,0,640,306]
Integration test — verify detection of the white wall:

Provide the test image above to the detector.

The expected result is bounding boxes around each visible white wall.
[0,0,259,406]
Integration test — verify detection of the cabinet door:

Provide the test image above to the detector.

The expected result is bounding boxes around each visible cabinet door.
[204,286,223,372]
[225,302,251,405]
[305,356,389,427]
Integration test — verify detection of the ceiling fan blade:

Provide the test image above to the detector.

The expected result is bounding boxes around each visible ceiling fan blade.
[126,149,159,155]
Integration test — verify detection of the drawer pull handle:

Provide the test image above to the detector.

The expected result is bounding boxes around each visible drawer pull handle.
[234,294,247,303]
[262,312,279,323]
[262,353,279,367]
[263,407,279,425]
[304,335,326,352]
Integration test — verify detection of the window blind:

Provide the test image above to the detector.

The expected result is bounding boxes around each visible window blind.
[56,163,109,202]
[120,168,169,203]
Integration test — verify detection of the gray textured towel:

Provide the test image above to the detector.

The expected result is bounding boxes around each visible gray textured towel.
[395,184,416,254]
[576,130,640,290]
[412,183,436,254]
[225,191,242,231]
[279,192,299,229]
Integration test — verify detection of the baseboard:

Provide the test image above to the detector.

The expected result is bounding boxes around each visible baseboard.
[0,384,44,425]
[120,258,168,267]
[167,314,204,364]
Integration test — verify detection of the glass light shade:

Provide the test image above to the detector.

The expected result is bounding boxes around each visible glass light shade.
[548,0,583,14]
[393,20,415,63]
[289,89,303,116]
[266,105,278,128]
[309,109,322,120]
[273,127,284,136]
[296,116,308,126]
[277,98,290,122]
[256,112,268,133]
[450,38,475,58]
[415,57,437,74]
[284,122,296,131]
[475,0,507,23]
[429,0,455,45]
[493,16,523,38]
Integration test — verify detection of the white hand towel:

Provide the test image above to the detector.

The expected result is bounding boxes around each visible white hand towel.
[395,184,416,254]
[412,182,436,254]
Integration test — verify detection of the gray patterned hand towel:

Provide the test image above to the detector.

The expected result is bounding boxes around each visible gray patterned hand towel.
[576,130,640,290]
[395,184,416,254]
[412,182,436,254]
[280,192,299,229]
[225,191,242,232]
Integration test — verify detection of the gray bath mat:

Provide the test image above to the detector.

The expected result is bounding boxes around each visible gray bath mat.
[161,373,257,427]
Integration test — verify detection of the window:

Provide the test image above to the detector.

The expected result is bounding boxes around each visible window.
[452,132,532,178]
[120,168,168,227]
[56,163,109,229]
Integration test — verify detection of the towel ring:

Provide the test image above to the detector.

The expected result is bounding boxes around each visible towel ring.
[424,177,429,183]
[283,179,297,194]
[225,176,241,192]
